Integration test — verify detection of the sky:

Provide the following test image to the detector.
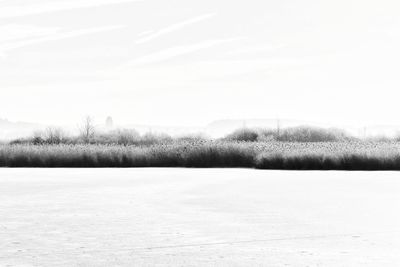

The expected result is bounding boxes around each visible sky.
[1,0,400,127]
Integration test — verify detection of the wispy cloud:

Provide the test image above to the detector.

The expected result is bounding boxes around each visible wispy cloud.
[135,13,217,44]
[226,44,286,55]
[120,37,243,69]
[0,0,142,19]
[0,24,60,43]
[137,30,155,38]
[0,25,125,57]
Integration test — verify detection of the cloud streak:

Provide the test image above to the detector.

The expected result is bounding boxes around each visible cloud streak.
[120,37,243,69]
[0,24,60,43]
[0,25,125,57]
[135,13,217,44]
[0,0,142,19]
[226,44,286,55]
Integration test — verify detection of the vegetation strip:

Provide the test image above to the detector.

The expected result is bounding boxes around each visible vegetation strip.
[2,141,400,170]
[2,126,400,169]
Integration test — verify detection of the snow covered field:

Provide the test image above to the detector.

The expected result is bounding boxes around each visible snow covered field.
[0,169,399,267]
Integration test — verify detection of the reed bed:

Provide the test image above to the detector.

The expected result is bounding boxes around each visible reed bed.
[2,141,400,170]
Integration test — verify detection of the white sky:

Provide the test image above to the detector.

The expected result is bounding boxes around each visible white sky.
[1,0,400,127]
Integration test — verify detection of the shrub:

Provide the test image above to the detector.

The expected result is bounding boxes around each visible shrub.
[224,126,352,143]
[277,126,351,142]
[225,128,259,142]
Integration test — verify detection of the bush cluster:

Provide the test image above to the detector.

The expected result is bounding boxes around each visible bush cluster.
[2,140,400,169]
[0,141,255,168]
[225,126,352,142]
[3,126,400,170]
[10,128,178,146]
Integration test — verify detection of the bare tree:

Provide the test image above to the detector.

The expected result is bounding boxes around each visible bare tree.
[45,127,65,144]
[79,116,96,144]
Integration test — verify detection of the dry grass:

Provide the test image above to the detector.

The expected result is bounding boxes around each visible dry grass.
[0,141,255,168]
[1,141,400,170]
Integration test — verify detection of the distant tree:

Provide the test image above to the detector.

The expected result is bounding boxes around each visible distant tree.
[79,116,96,144]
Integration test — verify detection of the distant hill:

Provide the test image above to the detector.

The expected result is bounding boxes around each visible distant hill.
[121,124,204,137]
[0,118,45,141]
[205,119,400,138]
[205,119,310,137]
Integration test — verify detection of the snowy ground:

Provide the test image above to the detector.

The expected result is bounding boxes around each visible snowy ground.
[0,169,399,267]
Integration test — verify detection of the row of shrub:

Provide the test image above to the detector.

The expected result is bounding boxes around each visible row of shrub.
[255,152,400,170]
[9,126,361,146]
[0,142,255,168]
[10,129,204,146]
[224,127,354,142]
[2,141,400,169]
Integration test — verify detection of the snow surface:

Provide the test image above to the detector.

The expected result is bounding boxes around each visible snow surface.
[0,169,399,266]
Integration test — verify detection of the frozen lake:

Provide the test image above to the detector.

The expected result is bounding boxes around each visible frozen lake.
[0,169,399,266]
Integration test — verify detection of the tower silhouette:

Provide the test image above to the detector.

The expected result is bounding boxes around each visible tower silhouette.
[105,116,114,128]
